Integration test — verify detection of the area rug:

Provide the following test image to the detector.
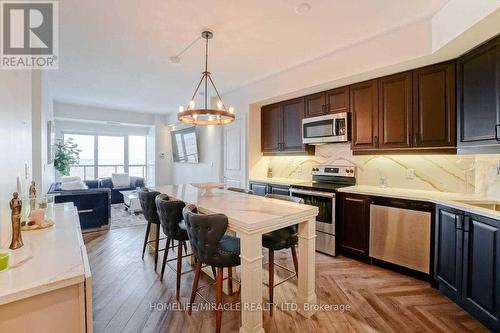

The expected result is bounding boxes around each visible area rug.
[110,204,147,229]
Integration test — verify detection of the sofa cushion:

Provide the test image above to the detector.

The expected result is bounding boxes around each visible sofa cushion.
[112,173,130,188]
[61,181,88,190]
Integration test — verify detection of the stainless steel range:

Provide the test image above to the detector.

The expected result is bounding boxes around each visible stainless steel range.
[289,165,356,256]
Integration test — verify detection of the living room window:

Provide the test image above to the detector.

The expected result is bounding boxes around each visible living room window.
[63,133,148,181]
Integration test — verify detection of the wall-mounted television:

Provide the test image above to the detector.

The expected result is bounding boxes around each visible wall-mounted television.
[171,126,199,163]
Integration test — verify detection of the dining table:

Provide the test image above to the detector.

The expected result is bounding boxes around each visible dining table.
[153,184,319,333]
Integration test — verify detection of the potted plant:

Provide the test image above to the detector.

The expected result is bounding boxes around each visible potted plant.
[54,138,81,176]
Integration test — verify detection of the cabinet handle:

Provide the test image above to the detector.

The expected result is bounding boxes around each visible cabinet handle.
[463,215,470,233]
[496,124,500,142]
[455,214,463,230]
[408,133,412,145]
[374,136,379,146]
[321,105,326,113]
[413,133,418,145]
[326,103,330,113]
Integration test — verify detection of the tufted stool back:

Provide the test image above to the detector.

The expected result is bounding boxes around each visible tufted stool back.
[183,204,231,266]
[155,194,187,239]
[139,189,161,224]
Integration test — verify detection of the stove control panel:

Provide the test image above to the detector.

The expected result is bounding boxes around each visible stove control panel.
[312,165,356,177]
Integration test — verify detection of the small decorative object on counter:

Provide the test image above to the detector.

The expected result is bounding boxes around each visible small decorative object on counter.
[29,180,37,210]
[267,167,273,178]
[21,195,55,231]
[9,192,24,250]
[0,249,10,271]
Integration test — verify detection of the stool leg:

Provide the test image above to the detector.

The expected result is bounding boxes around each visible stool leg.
[188,261,202,315]
[291,245,299,276]
[160,237,171,281]
[269,250,274,316]
[154,223,160,271]
[183,241,188,253]
[142,222,151,260]
[227,267,233,295]
[215,267,223,333]
[176,240,184,300]
[211,266,217,279]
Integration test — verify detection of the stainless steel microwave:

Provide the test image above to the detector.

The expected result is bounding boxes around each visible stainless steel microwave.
[302,112,349,144]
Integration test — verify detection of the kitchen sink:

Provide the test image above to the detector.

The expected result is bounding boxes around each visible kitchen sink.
[455,200,500,212]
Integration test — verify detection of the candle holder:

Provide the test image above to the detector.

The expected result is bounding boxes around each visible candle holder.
[20,195,55,231]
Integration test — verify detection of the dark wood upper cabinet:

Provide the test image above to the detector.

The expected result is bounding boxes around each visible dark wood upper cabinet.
[351,79,379,151]
[305,87,349,118]
[413,62,456,148]
[281,97,305,152]
[261,98,313,155]
[339,193,370,258]
[457,35,500,152]
[326,86,349,114]
[378,72,413,149]
[305,92,325,118]
[261,103,281,153]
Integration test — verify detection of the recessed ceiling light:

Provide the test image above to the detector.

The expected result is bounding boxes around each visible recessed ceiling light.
[169,56,181,64]
[295,3,311,14]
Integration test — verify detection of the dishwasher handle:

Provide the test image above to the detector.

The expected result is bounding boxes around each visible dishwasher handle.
[370,197,433,212]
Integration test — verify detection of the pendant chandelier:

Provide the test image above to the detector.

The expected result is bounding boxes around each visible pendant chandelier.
[177,30,235,126]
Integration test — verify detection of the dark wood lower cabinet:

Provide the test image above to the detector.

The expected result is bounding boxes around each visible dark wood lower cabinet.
[435,205,500,331]
[338,193,370,258]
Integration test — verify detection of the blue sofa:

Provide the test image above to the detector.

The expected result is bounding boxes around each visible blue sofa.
[48,180,111,229]
[99,176,145,204]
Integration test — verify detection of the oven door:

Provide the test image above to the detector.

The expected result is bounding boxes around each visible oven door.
[289,188,335,234]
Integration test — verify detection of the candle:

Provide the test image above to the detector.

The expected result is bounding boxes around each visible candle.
[30,209,45,225]
[0,252,9,271]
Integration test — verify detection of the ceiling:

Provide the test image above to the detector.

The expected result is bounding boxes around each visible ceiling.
[48,0,451,113]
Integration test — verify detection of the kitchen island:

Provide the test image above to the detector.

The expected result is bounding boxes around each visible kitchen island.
[154,184,319,333]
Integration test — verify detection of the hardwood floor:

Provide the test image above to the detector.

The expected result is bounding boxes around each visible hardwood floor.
[84,225,489,333]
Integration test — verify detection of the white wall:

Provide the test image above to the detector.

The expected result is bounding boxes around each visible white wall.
[164,113,223,185]
[0,71,33,245]
[32,71,55,194]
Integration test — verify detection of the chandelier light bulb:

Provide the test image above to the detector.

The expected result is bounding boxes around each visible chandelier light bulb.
[228,106,234,114]
[178,106,184,113]
[217,100,223,110]
[208,115,214,122]
[189,100,195,110]
[193,114,198,120]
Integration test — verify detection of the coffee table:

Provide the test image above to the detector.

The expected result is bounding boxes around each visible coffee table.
[120,190,142,213]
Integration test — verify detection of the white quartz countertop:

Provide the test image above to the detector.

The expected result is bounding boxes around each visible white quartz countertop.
[338,185,500,220]
[154,184,318,234]
[0,203,87,305]
[249,177,310,187]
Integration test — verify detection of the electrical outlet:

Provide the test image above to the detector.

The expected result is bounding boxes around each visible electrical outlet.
[406,168,415,180]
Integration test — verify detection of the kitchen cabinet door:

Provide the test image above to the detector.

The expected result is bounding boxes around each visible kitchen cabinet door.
[339,193,370,258]
[281,97,306,152]
[305,92,325,118]
[325,87,349,114]
[461,213,500,329]
[351,80,379,151]
[249,182,268,196]
[457,35,500,151]
[378,72,413,149]
[261,103,281,153]
[413,61,456,148]
[269,184,290,196]
[435,206,463,303]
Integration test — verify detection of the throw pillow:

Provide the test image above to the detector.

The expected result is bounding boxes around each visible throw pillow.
[112,173,130,188]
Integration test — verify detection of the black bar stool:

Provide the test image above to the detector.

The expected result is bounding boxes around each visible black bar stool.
[138,188,162,271]
[183,204,240,333]
[263,193,303,315]
[155,194,192,300]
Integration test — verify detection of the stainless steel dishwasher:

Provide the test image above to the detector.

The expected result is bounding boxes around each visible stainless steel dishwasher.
[369,198,432,274]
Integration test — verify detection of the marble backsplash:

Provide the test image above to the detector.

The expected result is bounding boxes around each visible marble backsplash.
[251,143,500,197]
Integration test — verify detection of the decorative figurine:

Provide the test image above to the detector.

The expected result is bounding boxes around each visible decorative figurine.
[29,180,37,210]
[9,192,24,250]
